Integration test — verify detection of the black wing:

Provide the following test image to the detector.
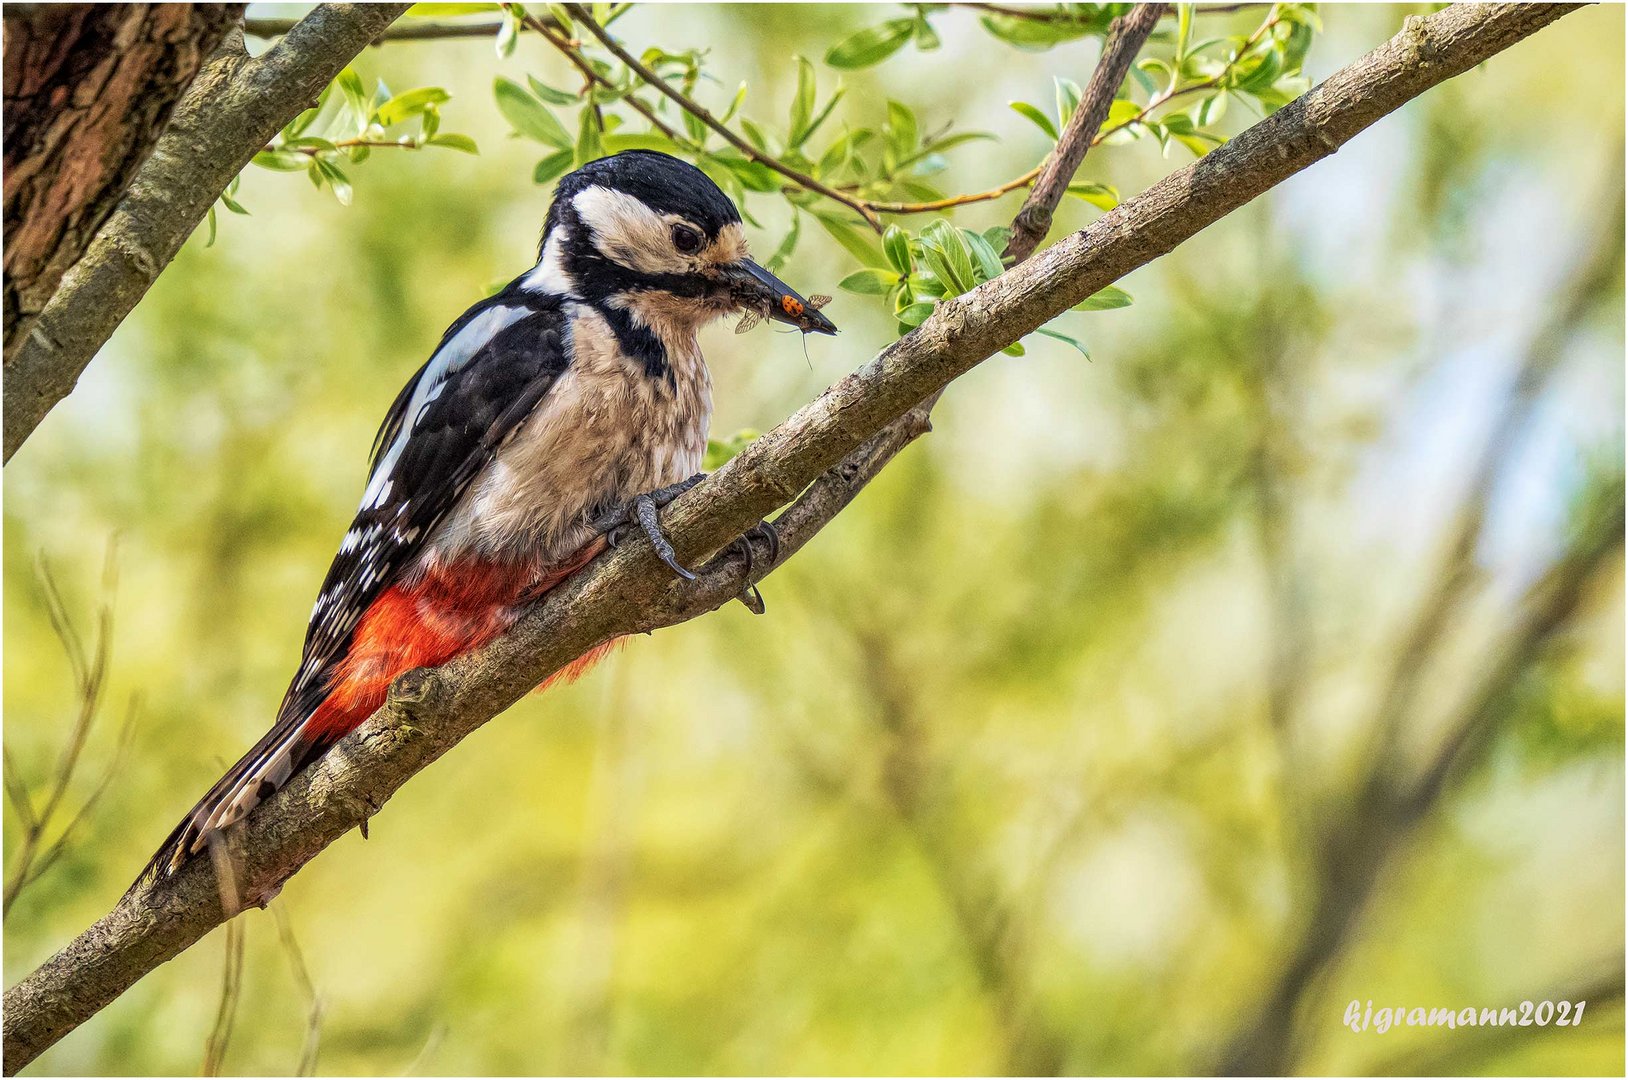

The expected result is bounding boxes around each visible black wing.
[279,290,571,727]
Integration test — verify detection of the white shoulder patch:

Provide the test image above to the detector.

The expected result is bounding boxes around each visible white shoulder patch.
[360,303,528,510]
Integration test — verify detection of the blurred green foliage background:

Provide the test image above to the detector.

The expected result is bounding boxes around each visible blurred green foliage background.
[4,3,1623,1075]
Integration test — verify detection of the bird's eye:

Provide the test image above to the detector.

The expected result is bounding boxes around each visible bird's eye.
[671,224,704,255]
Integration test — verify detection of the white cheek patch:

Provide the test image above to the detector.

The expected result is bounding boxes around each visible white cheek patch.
[574,185,695,276]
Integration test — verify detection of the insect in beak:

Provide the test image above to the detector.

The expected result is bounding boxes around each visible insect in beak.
[722,259,838,336]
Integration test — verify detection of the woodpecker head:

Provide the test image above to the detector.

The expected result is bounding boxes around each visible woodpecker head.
[530,151,837,337]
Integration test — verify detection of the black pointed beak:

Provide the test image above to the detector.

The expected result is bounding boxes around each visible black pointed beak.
[722,259,837,335]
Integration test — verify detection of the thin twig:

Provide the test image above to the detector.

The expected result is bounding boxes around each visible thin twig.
[201,919,246,1076]
[25,696,141,889]
[268,138,430,156]
[1006,3,1166,260]
[956,1,1266,21]
[563,3,885,230]
[508,6,689,146]
[271,905,324,1076]
[4,546,120,913]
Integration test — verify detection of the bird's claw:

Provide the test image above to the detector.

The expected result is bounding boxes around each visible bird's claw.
[728,519,779,614]
[592,474,706,581]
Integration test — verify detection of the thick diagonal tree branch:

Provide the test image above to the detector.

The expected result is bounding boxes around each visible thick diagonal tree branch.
[0,5,1577,1073]
[2,3,410,465]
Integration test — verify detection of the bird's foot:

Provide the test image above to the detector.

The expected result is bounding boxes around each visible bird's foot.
[591,473,706,580]
[726,519,780,614]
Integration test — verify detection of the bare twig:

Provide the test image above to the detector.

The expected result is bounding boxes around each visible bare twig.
[270,905,324,1076]
[507,7,689,146]
[1005,3,1166,261]
[201,919,246,1076]
[3,547,122,913]
[0,8,1579,1072]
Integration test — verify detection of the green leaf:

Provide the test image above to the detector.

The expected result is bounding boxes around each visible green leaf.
[1036,326,1091,359]
[1175,3,1194,63]
[919,130,995,156]
[962,229,1005,281]
[1009,101,1058,141]
[377,86,450,127]
[765,212,801,273]
[1055,77,1082,128]
[527,76,580,106]
[602,133,676,153]
[285,136,339,153]
[253,149,311,172]
[978,12,1097,51]
[495,77,571,148]
[912,12,941,51]
[533,148,575,185]
[886,99,918,159]
[739,117,771,153]
[921,219,975,294]
[203,204,218,248]
[717,153,779,193]
[1074,285,1134,311]
[825,19,914,69]
[495,15,518,58]
[703,429,762,470]
[981,225,1013,252]
[1066,181,1120,210]
[337,68,369,127]
[219,189,249,215]
[813,211,885,267]
[722,81,748,124]
[683,108,708,146]
[800,86,846,149]
[896,301,935,329]
[882,225,912,274]
[837,267,900,295]
[1001,341,1026,356]
[574,105,605,166]
[316,158,352,205]
[428,133,479,154]
[789,57,816,145]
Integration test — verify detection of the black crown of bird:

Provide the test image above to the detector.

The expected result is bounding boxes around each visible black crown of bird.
[137,150,836,887]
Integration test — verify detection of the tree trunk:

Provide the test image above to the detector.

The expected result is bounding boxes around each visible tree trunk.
[3,3,243,363]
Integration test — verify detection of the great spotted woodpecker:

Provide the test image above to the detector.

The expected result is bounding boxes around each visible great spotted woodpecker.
[140,151,836,883]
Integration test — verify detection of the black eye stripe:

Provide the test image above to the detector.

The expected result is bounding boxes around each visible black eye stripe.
[671,224,703,254]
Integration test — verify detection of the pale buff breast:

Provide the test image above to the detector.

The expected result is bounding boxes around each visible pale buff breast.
[420,304,712,570]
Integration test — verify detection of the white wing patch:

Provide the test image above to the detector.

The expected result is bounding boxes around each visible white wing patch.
[360,304,529,511]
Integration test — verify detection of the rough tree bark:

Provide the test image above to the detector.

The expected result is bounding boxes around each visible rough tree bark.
[2,4,244,364]
[1,3,410,465]
[0,3,1580,1074]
